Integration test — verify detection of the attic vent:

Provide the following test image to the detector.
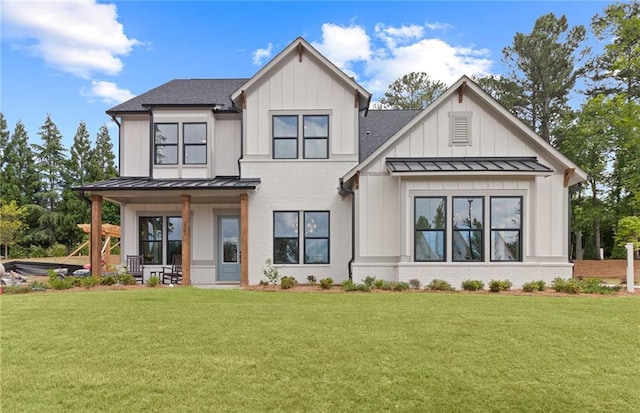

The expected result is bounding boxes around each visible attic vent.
[449,112,472,146]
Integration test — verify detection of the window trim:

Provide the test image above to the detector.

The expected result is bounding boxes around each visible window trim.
[273,211,300,264]
[182,122,207,165]
[414,196,447,262]
[489,196,523,262]
[452,197,484,262]
[154,123,179,165]
[303,211,330,264]
[272,115,299,159]
[302,115,329,159]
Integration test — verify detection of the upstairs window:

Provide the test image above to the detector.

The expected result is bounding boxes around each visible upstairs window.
[273,116,298,159]
[154,123,178,164]
[183,123,207,164]
[303,115,329,159]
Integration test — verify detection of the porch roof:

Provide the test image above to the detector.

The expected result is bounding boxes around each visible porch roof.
[386,157,553,175]
[76,176,261,191]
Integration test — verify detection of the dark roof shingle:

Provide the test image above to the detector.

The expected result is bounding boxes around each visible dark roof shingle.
[359,110,421,162]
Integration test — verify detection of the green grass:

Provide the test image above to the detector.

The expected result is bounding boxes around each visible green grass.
[1,289,639,412]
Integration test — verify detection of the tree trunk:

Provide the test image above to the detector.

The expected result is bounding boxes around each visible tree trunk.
[575,231,584,260]
[594,217,602,260]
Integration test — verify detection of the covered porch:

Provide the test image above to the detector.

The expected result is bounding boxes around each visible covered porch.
[77,177,260,286]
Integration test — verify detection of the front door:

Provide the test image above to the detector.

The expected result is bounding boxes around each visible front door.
[218,216,240,282]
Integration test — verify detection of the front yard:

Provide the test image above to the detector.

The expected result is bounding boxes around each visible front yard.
[1,288,639,412]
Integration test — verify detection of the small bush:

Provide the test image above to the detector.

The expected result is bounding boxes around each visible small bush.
[100,276,117,286]
[362,276,376,287]
[534,280,546,291]
[489,279,512,293]
[409,279,421,289]
[319,277,333,290]
[461,279,484,291]
[147,276,160,287]
[551,277,581,294]
[8,245,28,259]
[342,280,357,291]
[522,280,546,292]
[307,275,317,286]
[258,280,269,286]
[373,279,386,290]
[49,278,73,290]
[427,279,454,291]
[30,281,49,291]
[29,245,47,258]
[118,273,137,285]
[46,243,67,257]
[263,259,280,285]
[68,276,82,287]
[579,278,622,295]
[357,283,372,292]
[551,277,567,293]
[81,277,99,289]
[393,281,410,291]
[280,276,296,289]
[3,285,31,294]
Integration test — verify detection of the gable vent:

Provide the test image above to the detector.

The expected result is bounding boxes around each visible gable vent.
[449,112,472,146]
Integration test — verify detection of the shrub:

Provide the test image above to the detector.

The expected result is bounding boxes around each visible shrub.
[461,279,484,291]
[579,278,622,295]
[46,243,67,257]
[30,281,49,291]
[534,280,546,291]
[342,280,357,291]
[357,283,372,292]
[409,279,421,289]
[551,277,581,294]
[427,279,455,291]
[392,281,410,291]
[258,280,269,286]
[29,245,47,258]
[307,275,317,286]
[280,276,296,289]
[319,277,334,290]
[100,276,117,286]
[3,285,31,294]
[489,279,512,293]
[263,259,280,285]
[522,280,546,292]
[119,273,137,285]
[49,277,73,290]
[551,277,567,293]
[362,276,376,287]
[147,276,160,287]
[68,276,82,287]
[373,279,386,290]
[81,277,99,289]
[8,245,28,259]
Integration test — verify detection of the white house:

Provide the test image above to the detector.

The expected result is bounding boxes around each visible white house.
[78,37,586,289]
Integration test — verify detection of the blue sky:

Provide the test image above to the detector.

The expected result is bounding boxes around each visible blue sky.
[1,1,612,156]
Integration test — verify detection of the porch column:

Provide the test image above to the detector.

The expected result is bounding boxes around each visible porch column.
[90,195,103,278]
[181,194,191,285]
[240,194,249,286]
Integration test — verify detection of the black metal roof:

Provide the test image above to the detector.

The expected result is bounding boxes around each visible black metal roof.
[386,157,553,174]
[75,177,261,191]
[106,79,249,114]
[359,110,421,162]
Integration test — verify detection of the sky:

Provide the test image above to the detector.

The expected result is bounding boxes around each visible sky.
[1,0,614,157]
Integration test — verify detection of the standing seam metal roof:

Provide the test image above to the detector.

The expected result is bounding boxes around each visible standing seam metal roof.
[386,157,553,173]
[75,177,260,191]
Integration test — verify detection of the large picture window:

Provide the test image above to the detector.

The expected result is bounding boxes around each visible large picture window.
[415,197,446,261]
[303,115,329,159]
[154,123,178,165]
[139,217,163,264]
[452,197,483,261]
[183,123,207,164]
[304,211,329,264]
[274,211,299,264]
[273,116,298,159]
[490,197,522,261]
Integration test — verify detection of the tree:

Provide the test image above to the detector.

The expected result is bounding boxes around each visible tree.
[502,13,587,143]
[0,121,40,206]
[614,216,640,259]
[0,113,9,175]
[33,114,66,211]
[0,200,27,259]
[589,1,640,99]
[67,121,92,186]
[88,125,120,225]
[379,72,447,109]
[472,75,527,119]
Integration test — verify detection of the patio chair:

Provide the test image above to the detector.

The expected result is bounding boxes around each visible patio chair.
[162,256,182,285]
[126,255,144,284]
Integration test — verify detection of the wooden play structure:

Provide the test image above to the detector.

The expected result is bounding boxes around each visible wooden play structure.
[64,224,121,265]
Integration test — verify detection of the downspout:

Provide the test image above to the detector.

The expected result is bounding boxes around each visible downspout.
[237,106,243,178]
[148,109,154,178]
[568,186,573,263]
[339,178,355,281]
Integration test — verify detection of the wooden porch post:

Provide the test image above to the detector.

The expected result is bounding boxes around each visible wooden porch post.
[90,195,103,278]
[181,194,191,285]
[240,194,249,286]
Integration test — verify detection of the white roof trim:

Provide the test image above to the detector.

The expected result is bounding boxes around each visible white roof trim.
[343,75,587,186]
[231,37,371,108]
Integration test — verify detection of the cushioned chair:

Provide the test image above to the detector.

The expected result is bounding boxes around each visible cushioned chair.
[126,255,144,284]
[162,256,182,285]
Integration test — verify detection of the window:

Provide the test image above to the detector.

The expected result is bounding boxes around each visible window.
[303,115,329,159]
[139,217,163,264]
[273,116,298,159]
[154,123,178,164]
[452,197,483,261]
[490,197,522,261]
[183,123,207,164]
[139,216,182,265]
[449,112,472,146]
[274,211,299,264]
[304,212,329,263]
[415,197,446,261]
[273,210,330,264]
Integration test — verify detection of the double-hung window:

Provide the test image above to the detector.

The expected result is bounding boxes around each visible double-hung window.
[154,124,178,165]
[166,216,183,265]
[273,211,330,264]
[273,116,298,159]
[139,216,182,265]
[452,197,483,261]
[272,114,329,159]
[414,197,446,261]
[183,123,207,164]
[490,197,522,261]
[303,115,329,159]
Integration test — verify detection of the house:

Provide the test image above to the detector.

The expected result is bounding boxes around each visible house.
[77,37,587,289]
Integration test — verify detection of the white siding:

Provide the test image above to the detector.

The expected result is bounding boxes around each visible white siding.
[214,119,241,176]
[120,116,150,177]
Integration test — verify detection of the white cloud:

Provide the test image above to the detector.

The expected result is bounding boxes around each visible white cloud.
[425,21,455,31]
[375,23,424,49]
[312,23,371,71]
[252,43,273,66]
[2,0,140,78]
[85,80,135,104]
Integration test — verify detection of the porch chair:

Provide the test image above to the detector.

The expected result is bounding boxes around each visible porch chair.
[162,255,182,285]
[126,255,144,284]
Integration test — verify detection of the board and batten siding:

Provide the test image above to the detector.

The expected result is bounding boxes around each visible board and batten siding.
[242,51,359,159]
[120,116,150,177]
[214,118,241,176]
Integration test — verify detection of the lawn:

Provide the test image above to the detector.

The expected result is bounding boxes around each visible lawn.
[1,289,639,412]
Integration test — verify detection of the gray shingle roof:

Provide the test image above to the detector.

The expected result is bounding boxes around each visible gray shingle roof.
[386,157,553,174]
[106,79,249,114]
[359,110,421,162]
[76,177,260,191]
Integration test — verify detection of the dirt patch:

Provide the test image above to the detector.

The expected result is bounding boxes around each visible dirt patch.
[573,259,639,281]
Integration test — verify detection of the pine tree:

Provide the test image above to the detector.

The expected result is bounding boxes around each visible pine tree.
[67,121,92,187]
[0,113,9,176]
[88,124,118,182]
[0,120,40,206]
[379,72,447,110]
[32,114,67,211]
